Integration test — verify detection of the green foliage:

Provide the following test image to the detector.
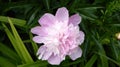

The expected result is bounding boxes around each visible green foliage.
[105,0,120,16]
[84,54,97,67]
[0,16,26,26]
[0,0,120,67]
[2,18,34,64]
[0,56,16,67]
[17,61,48,67]
[0,43,20,63]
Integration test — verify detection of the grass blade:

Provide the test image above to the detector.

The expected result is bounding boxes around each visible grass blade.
[29,32,38,54]
[0,16,26,26]
[92,35,108,67]
[0,56,16,67]
[17,61,48,67]
[2,23,23,61]
[8,17,34,63]
[0,43,20,63]
[97,52,120,66]
[84,54,97,67]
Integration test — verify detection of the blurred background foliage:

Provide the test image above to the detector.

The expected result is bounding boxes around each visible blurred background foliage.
[0,0,120,67]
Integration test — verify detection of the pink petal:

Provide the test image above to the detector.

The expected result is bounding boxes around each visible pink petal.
[42,51,52,60]
[48,55,63,65]
[37,46,47,59]
[69,14,81,26]
[55,7,69,23]
[31,26,42,35]
[31,26,48,36]
[37,46,46,55]
[38,13,57,26]
[77,31,85,45]
[69,47,82,60]
[33,36,44,43]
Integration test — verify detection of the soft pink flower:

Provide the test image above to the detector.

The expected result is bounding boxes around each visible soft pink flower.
[31,7,85,65]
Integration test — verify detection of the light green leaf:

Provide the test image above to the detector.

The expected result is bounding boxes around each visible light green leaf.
[29,32,38,54]
[8,17,34,63]
[2,23,23,61]
[0,16,26,26]
[84,54,97,67]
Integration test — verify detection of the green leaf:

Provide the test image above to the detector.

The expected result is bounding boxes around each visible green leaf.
[7,17,34,63]
[0,56,16,67]
[45,0,50,10]
[111,24,120,27]
[84,54,97,67]
[92,35,108,67]
[110,38,118,60]
[0,43,21,63]
[2,23,23,61]
[27,8,39,25]
[97,52,120,66]
[0,16,26,26]
[62,58,84,66]
[29,32,38,54]
[17,61,48,67]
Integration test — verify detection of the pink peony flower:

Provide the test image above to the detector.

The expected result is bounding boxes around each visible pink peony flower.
[31,7,85,65]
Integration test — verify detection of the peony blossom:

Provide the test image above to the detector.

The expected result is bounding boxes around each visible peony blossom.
[31,7,85,65]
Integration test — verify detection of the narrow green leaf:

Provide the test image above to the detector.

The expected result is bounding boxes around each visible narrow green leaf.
[77,6,103,10]
[29,32,38,54]
[0,43,20,63]
[97,52,120,66]
[62,58,84,66]
[17,61,48,67]
[0,56,16,67]
[92,35,103,50]
[83,38,89,61]
[8,17,34,63]
[45,0,50,10]
[70,0,79,11]
[27,8,39,25]
[92,35,108,67]
[100,54,108,67]
[79,14,96,20]
[0,16,26,26]
[110,38,118,60]
[2,23,23,61]
[111,24,120,27]
[84,54,97,67]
